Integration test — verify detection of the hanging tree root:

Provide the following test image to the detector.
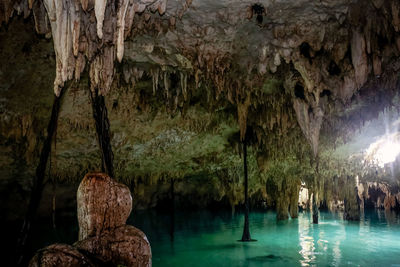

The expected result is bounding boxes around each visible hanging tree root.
[312,192,319,224]
[240,139,256,242]
[89,86,114,178]
[15,87,66,266]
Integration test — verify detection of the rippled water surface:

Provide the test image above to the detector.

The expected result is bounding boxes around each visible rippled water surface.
[129,210,400,267]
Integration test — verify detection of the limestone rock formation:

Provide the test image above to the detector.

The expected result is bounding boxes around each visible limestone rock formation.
[2,0,400,170]
[28,244,95,267]
[2,0,400,227]
[343,179,360,221]
[29,173,151,266]
[75,225,152,267]
[77,172,132,240]
[360,182,400,211]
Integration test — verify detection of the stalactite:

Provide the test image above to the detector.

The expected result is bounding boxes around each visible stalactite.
[123,1,135,38]
[164,70,170,98]
[89,47,115,95]
[32,0,51,35]
[2,0,168,98]
[71,0,80,57]
[151,68,160,96]
[43,0,76,96]
[293,98,324,158]
[2,0,400,235]
[158,0,167,15]
[94,0,107,39]
[351,29,368,88]
[180,72,187,101]
[116,0,129,62]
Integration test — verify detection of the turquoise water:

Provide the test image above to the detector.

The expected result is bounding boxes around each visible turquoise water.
[130,210,400,267]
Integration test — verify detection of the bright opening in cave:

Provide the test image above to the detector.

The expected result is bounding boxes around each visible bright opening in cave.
[366,135,400,167]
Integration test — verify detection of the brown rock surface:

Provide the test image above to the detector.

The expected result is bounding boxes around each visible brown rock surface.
[29,173,151,266]
[75,225,152,267]
[77,172,132,240]
[28,244,95,267]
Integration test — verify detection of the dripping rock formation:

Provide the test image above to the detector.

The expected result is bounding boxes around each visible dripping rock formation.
[1,0,400,263]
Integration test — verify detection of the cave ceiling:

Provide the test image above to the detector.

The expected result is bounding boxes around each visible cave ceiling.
[1,0,400,183]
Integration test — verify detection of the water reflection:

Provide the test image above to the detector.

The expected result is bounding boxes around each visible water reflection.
[298,213,316,266]
[297,212,348,267]
[24,208,400,267]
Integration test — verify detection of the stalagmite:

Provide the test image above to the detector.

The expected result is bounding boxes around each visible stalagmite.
[77,173,132,240]
[29,173,151,266]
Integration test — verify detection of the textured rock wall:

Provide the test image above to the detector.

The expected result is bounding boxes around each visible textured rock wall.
[1,0,400,222]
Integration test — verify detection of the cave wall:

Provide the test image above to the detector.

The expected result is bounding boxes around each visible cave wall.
[1,0,400,220]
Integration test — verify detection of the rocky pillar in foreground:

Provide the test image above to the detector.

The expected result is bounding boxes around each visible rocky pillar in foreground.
[28,244,95,267]
[76,173,152,266]
[29,172,151,267]
[77,172,132,240]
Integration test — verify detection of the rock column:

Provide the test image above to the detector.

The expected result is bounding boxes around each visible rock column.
[29,172,152,267]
